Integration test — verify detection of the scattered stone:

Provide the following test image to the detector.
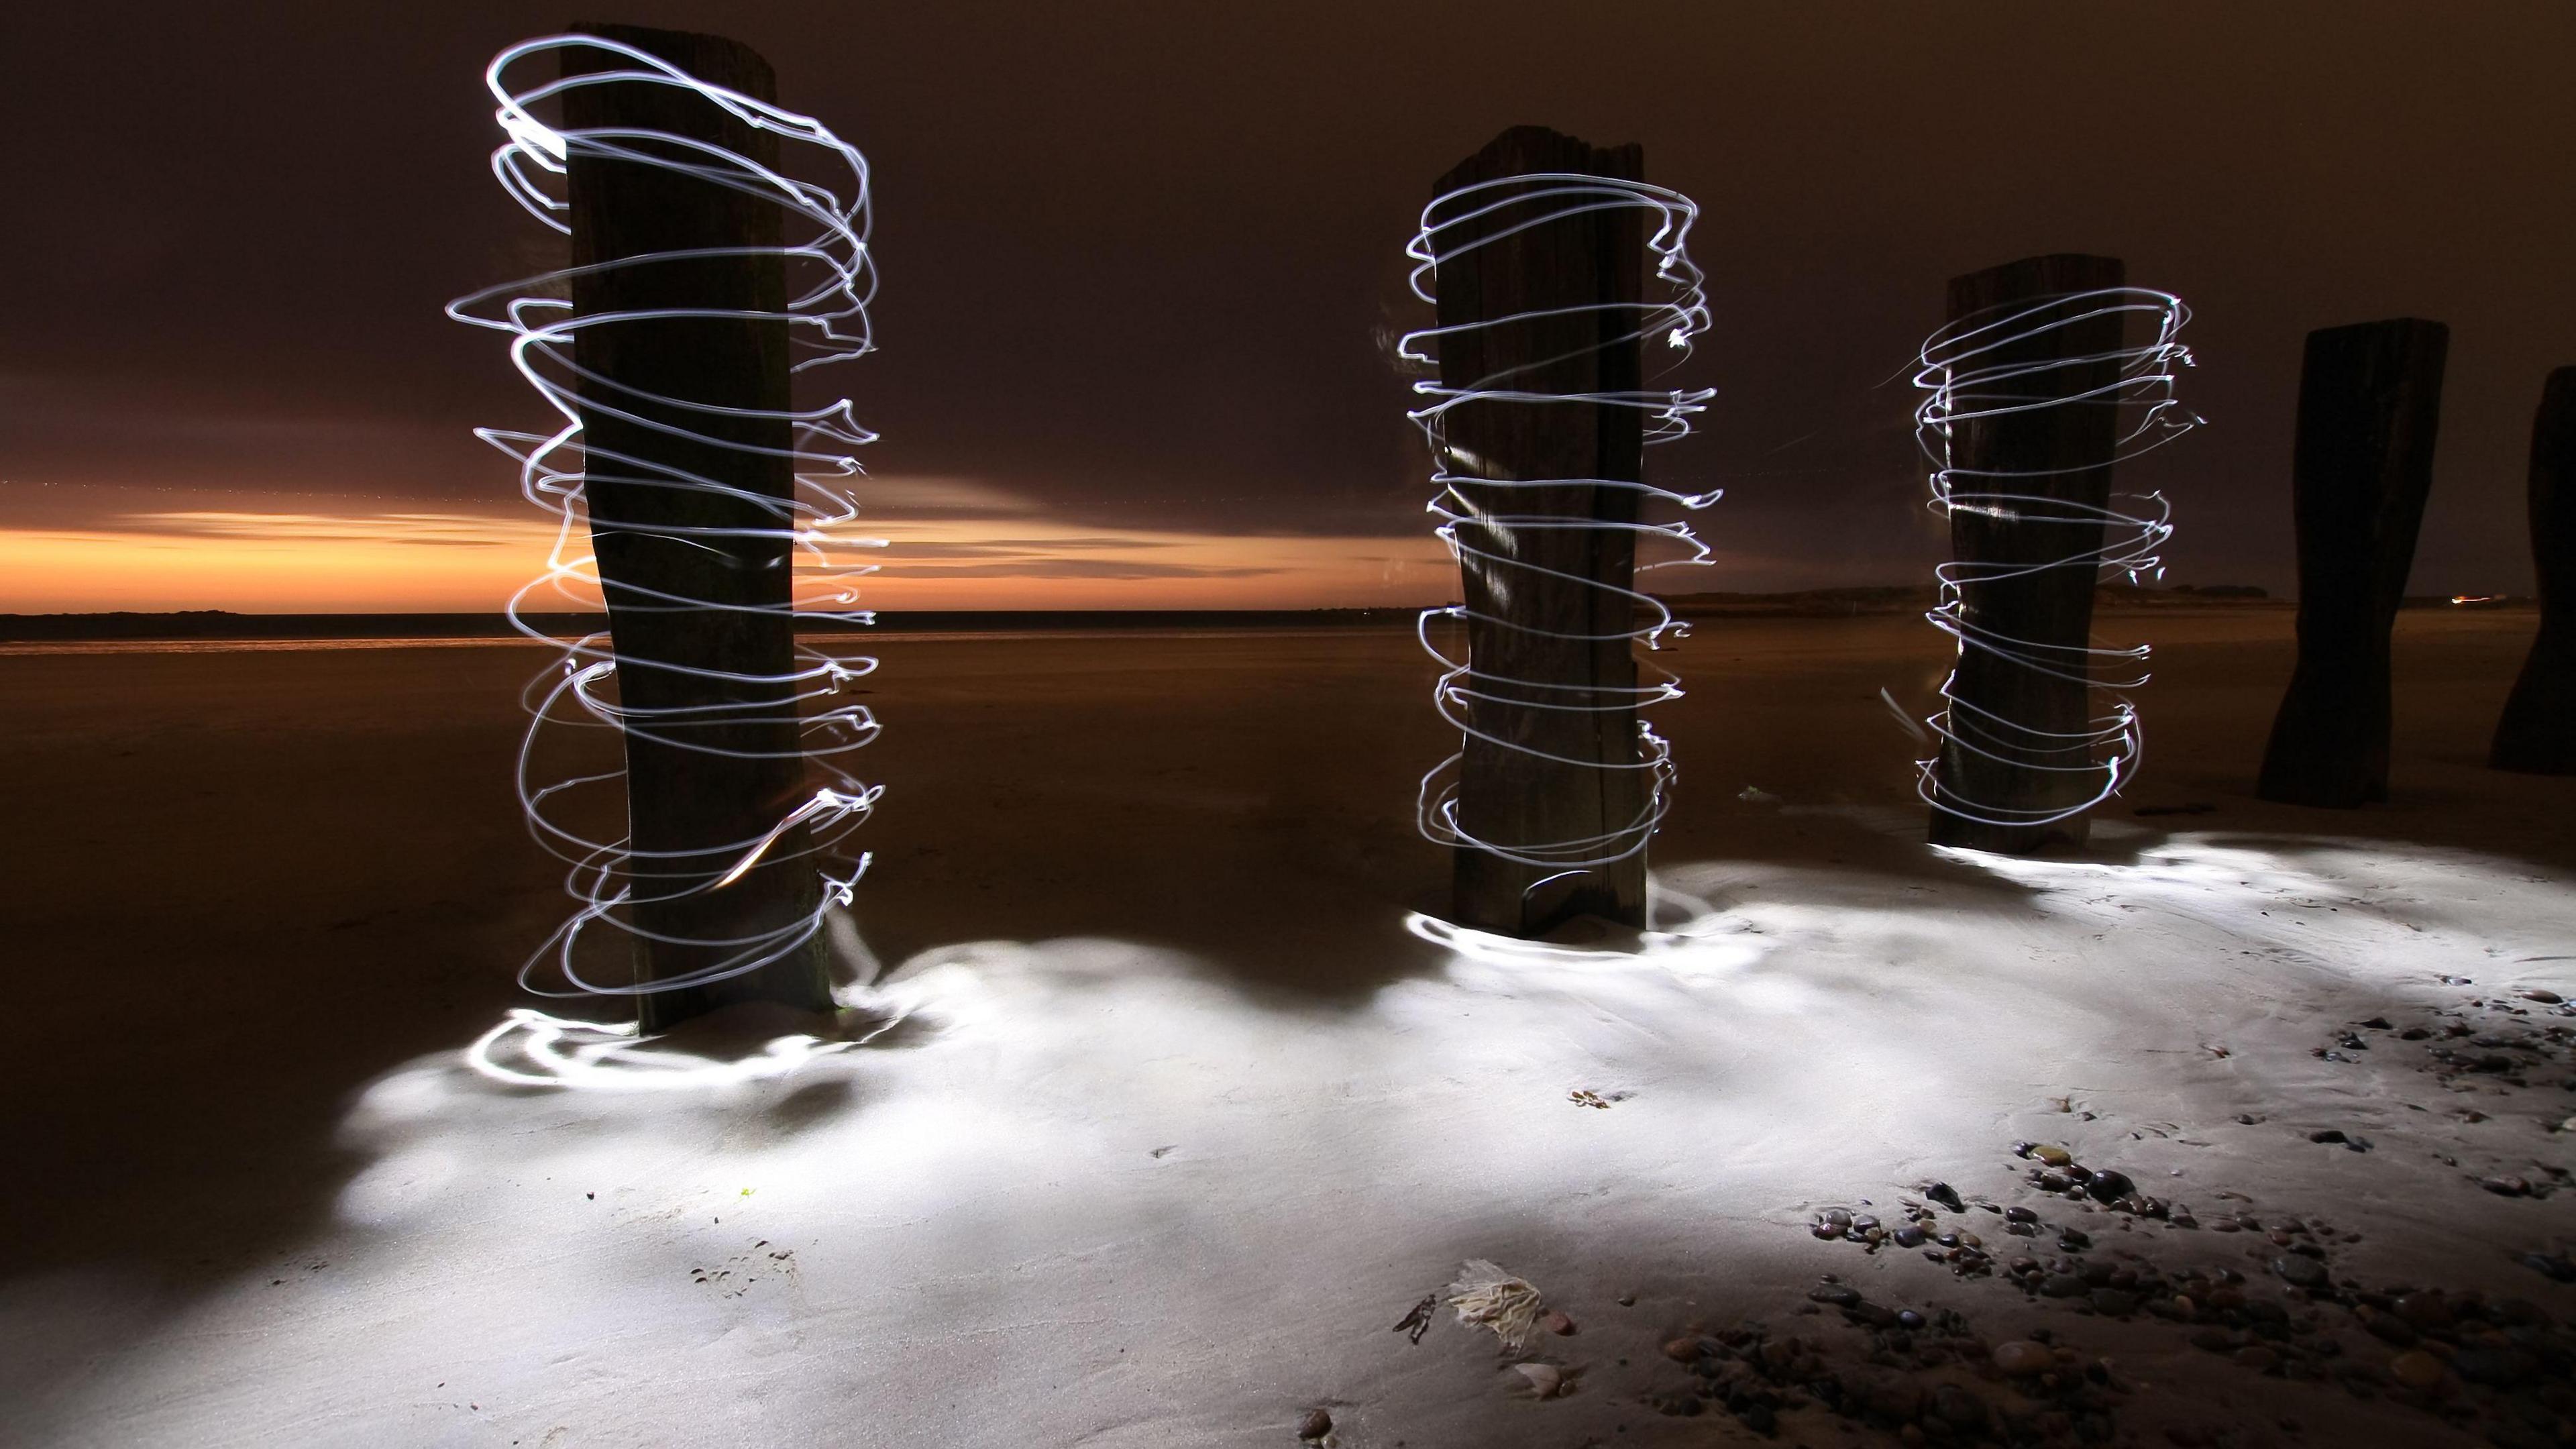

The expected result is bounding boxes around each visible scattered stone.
[2272,1255,2328,1291]
[2519,1253,2575,1283]
[1992,1340,2051,1376]
[2524,990,2565,1005]
[2483,1176,2534,1197]
[1809,1283,1860,1307]
[2033,1144,2074,1167]
[1295,1407,1331,1440]
[2308,1129,2347,1144]
[2388,1350,2447,1391]
[2234,1344,2282,1373]
[1925,1182,1966,1212]
[1540,1309,1576,1336]
[2090,1288,2139,1318]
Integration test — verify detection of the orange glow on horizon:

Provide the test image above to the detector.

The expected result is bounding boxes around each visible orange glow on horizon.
[0,508,1460,614]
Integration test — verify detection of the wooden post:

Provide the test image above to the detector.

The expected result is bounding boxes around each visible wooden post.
[564,23,833,1028]
[2491,367,2576,774]
[2257,319,2449,808]
[1927,254,2128,854]
[1434,126,1648,935]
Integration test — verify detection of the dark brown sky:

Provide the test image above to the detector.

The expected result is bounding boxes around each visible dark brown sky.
[3,1,2570,600]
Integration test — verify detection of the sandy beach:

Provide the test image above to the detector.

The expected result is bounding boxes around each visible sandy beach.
[3,605,2571,1448]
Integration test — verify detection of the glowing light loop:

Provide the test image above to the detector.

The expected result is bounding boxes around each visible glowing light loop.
[1402,174,1718,869]
[447,35,883,1001]
[1913,288,2199,828]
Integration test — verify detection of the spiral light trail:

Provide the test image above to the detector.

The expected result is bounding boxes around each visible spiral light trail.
[1913,288,2199,828]
[1401,174,1718,870]
[448,34,883,1002]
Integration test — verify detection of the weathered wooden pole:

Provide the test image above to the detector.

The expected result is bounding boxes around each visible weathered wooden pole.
[1927,254,2128,854]
[1434,126,1648,935]
[2257,319,2449,808]
[566,23,833,1028]
[2491,367,2576,774]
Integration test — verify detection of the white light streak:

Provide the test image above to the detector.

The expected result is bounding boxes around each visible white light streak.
[447,34,884,1003]
[1912,288,2199,829]
[1402,173,1719,871]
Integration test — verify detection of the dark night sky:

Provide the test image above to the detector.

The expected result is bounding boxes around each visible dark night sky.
[3,1,2571,602]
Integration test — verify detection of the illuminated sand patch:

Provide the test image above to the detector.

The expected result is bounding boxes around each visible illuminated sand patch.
[10,830,2573,1446]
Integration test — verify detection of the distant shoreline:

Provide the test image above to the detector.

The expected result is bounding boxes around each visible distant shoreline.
[2,586,2520,643]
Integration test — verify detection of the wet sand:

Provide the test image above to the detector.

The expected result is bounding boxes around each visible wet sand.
[3,607,2570,1447]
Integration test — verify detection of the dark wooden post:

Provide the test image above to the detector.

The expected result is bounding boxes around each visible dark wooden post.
[565,23,833,1028]
[1434,126,1648,935]
[1927,254,2128,854]
[2491,367,2576,774]
[2257,319,2449,807]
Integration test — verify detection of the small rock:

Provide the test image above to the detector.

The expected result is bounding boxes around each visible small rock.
[2234,1344,2282,1373]
[2483,1176,2533,1197]
[2451,1347,2534,1386]
[2387,1350,2447,1391]
[2308,1129,2347,1144]
[2090,1289,2139,1317]
[2524,990,2565,1005]
[1897,1308,1926,1330]
[2518,1253,2576,1283]
[2272,1256,2328,1291]
[1809,1283,1860,1307]
[1893,1224,1925,1248]
[2393,1293,2452,1330]
[1662,1336,1704,1363]
[1541,1309,1576,1336]
[2085,1169,2136,1203]
[1925,1182,1966,1212]
[1992,1340,2051,1377]
[2032,1144,2074,1167]
[1295,1408,1332,1441]
[1511,1362,1563,1399]
[2041,1273,2088,1299]
[1615,1292,1635,1307]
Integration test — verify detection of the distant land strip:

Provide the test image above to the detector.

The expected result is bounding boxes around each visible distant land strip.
[9,586,2502,644]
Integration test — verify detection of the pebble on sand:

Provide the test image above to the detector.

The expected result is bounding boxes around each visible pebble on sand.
[1295,1407,1331,1440]
[1992,1340,2051,1377]
[2388,1350,2448,1391]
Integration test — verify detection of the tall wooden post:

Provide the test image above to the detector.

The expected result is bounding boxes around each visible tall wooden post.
[1434,126,1648,935]
[565,23,833,1028]
[1927,254,2128,854]
[2257,319,2449,808]
[2491,367,2576,774]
